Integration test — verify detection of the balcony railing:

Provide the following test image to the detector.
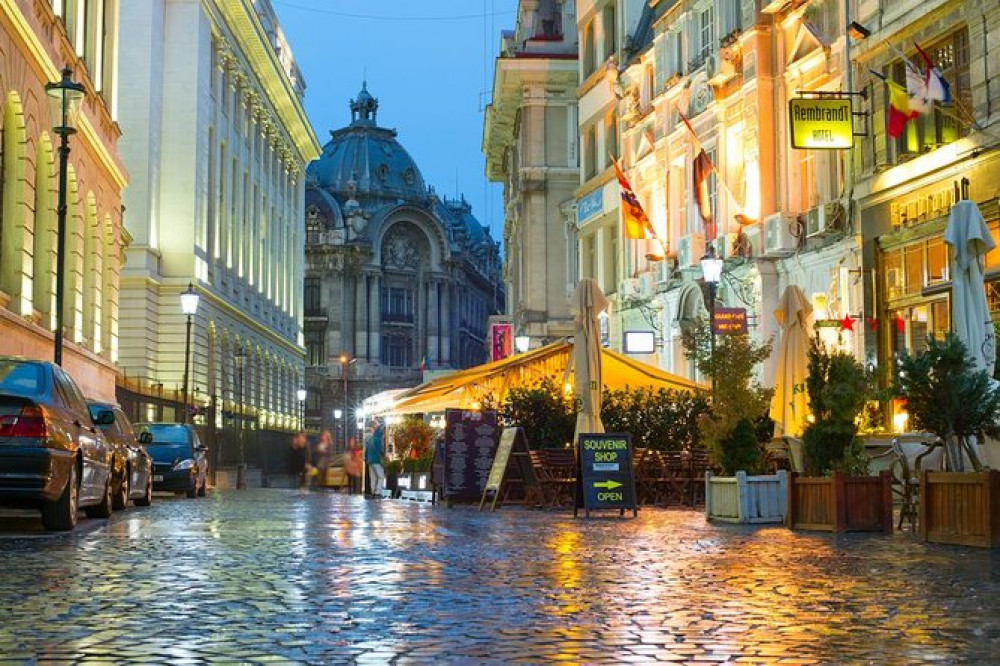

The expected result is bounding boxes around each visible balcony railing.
[381,312,414,324]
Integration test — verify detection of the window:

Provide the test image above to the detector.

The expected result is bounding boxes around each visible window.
[656,31,682,93]
[583,125,598,180]
[699,6,715,61]
[381,334,412,367]
[304,329,324,367]
[381,286,414,323]
[720,0,742,38]
[605,114,618,165]
[602,4,616,62]
[582,20,596,77]
[304,277,321,315]
[890,28,970,161]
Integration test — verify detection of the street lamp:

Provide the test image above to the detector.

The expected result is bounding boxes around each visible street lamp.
[514,335,530,353]
[235,344,247,489]
[45,67,85,367]
[296,387,307,430]
[180,283,200,424]
[700,246,724,393]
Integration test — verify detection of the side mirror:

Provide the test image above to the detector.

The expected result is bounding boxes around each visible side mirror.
[138,431,153,444]
[93,409,115,426]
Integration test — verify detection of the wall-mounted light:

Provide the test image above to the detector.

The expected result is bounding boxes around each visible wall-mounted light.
[514,335,530,353]
[847,21,871,41]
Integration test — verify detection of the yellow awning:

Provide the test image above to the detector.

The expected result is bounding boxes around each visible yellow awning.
[384,340,704,415]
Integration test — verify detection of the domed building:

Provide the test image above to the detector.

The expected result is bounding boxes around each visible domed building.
[303,84,504,440]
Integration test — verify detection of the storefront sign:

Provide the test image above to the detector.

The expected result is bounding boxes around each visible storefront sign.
[576,433,638,518]
[712,307,748,334]
[623,330,656,354]
[577,188,604,224]
[788,98,854,149]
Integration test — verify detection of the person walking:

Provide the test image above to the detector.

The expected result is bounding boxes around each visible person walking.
[289,431,311,491]
[365,419,386,498]
[344,437,363,494]
[314,430,332,488]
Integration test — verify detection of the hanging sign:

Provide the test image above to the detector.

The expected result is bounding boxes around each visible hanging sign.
[789,98,854,149]
[712,307,748,334]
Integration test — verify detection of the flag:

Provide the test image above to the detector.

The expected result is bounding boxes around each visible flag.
[419,354,428,372]
[887,81,917,138]
[914,42,951,105]
[693,149,716,241]
[613,157,652,240]
[905,63,934,115]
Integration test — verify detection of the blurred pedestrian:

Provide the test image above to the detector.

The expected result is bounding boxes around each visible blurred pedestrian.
[344,437,363,494]
[289,431,311,491]
[313,430,332,488]
[365,419,386,498]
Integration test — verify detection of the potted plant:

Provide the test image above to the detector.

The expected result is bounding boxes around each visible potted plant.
[896,334,1000,548]
[392,415,434,491]
[787,337,892,533]
[682,324,786,523]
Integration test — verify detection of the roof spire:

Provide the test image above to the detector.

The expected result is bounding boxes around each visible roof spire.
[350,80,378,126]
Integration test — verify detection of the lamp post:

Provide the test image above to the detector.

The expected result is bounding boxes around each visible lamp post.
[333,408,343,454]
[700,246,724,393]
[45,68,85,367]
[180,283,200,424]
[296,388,307,431]
[235,345,247,489]
[339,354,356,453]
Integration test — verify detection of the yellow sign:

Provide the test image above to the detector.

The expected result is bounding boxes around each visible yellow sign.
[788,98,854,149]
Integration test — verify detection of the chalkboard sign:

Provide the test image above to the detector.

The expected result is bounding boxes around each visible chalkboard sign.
[442,408,498,504]
[575,432,638,518]
[478,427,533,511]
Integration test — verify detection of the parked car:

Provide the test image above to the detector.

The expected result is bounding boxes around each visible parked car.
[134,423,208,497]
[0,357,114,530]
[87,402,154,509]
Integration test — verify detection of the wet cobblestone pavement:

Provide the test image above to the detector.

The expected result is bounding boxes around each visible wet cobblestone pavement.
[1,490,999,664]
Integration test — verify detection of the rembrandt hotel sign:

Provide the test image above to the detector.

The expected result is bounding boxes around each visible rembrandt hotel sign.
[788,98,854,149]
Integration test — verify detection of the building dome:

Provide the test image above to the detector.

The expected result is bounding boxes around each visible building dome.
[307,83,428,201]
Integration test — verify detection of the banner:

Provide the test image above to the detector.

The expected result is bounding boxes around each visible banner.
[490,322,512,361]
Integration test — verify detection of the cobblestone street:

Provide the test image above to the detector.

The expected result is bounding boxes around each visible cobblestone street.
[1,490,999,664]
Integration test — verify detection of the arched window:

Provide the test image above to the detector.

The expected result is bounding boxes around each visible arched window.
[82,193,102,351]
[1,91,29,313]
[33,133,56,329]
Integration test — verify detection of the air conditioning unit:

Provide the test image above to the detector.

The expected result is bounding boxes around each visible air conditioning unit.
[763,213,799,257]
[741,224,763,258]
[677,233,706,269]
[637,272,655,299]
[805,205,826,238]
[621,277,640,299]
[710,233,733,260]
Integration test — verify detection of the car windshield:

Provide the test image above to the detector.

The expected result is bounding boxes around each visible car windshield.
[0,361,44,397]
[140,424,190,445]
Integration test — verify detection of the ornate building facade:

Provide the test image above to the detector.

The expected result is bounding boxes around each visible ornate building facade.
[115,0,319,440]
[484,0,580,349]
[0,0,127,401]
[304,86,504,440]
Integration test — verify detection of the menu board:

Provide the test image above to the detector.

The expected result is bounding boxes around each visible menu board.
[443,408,498,502]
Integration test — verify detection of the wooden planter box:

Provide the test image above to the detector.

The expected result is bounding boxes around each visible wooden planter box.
[920,470,1000,548]
[787,471,892,533]
[705,471,788,523]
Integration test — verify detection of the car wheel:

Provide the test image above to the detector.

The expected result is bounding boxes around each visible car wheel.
[185,481,197,499]
[135,477,152,507]
[41,462,78,531]
[112,468,129,511]
[85,474,113,519]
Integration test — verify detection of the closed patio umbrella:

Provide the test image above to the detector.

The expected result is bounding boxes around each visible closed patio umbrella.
[769,285,813,438]
[570,279,610,442]
[944,199,996,376]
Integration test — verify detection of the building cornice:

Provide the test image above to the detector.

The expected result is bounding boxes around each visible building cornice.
[0,0,128,190]
[213,0,321,163]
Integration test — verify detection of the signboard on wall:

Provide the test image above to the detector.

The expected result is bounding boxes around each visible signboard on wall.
[712,307,748,334]
[577,188,604,224]
[788,98,854,149]
[623,331,656,354]
[490,322,512,361]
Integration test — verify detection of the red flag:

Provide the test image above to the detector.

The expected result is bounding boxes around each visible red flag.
[887,81,917,139]
[613,157,652,240]
[692,149,716,241]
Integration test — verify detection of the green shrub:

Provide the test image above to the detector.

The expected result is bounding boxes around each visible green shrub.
[494,377,577,449]
[718,418,761,475]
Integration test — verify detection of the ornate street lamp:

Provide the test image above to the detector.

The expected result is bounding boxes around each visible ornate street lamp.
[514,335,530,354]
[700,246,725,393]
[180,283,200,424]
[45,67,85,366]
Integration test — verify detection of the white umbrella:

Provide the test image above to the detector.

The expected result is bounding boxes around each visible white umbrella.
[570,279,610,442]
[944,199,996,376]
[769,285,814,438]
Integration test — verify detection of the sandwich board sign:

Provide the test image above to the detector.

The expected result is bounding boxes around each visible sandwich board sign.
[575,432,638,518]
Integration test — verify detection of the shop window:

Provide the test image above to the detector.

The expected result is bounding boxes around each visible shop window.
[890,28,970,162]
[926,238,949,284]
[985,222,1000,271]
[892,300,950,359]
[884,250,903,300]
[903,244,923,296]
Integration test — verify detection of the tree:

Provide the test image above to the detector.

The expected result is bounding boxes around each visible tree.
[895,334,1000,471]
[682,322,773,475]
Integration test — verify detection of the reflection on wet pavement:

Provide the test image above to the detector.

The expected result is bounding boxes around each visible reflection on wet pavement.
[0,489,998,663]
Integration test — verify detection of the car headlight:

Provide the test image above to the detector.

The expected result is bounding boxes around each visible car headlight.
[173,459,195,472]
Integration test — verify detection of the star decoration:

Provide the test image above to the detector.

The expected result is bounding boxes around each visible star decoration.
[840,315,855,332]
[894,315,906,334]
[867,317,878,331]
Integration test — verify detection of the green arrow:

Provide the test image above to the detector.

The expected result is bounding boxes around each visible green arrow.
[593,480,622,490]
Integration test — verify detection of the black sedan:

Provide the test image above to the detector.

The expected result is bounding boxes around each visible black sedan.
[0,358,114,530]
[88,402,154,509]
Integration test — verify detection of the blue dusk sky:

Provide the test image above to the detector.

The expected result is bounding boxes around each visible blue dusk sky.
[272,0,520,237]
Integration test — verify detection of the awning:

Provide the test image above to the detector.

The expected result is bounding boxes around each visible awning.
[382,339,703,416]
